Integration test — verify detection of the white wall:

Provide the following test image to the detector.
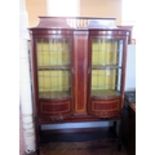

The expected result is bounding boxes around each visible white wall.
[47,0,80,16]
[125,44,136,91]
[20,0,36,153]
[80,0,122,25]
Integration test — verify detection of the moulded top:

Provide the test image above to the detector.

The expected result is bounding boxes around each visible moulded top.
[29,17,132,43]
[30,16,118,29]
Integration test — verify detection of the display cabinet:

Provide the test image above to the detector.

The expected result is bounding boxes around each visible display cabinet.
[29,17,131,150]
[88,30,126,118]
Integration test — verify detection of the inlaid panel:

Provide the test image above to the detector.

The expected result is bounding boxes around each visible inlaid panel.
[41,100,71,115]
[73,31,89,113]
[90,99,121,118]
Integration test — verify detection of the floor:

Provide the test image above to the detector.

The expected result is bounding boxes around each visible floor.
[38,128,127,155]
[40,138,127,155]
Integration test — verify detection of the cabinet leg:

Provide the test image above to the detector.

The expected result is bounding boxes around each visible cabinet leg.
[117,120,122,151]
[112,121,117,135]
[34,122,41,155]
[36,148,40,155]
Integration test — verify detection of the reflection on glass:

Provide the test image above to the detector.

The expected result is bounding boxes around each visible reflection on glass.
[36,37,71,99]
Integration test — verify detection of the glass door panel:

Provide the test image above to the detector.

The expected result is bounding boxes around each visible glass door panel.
[92,39,118,66]
[91,69,121,98]
[38,70,71,99]
[37,38,70,67]
[92,69,116,90]
[91,38,123,98]
[36,37,72,99]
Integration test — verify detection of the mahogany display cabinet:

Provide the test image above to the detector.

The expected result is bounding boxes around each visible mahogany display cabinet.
[29,17,132,151]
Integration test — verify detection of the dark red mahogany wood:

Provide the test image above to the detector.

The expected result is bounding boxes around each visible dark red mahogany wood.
[29,17,132,152]
[30,17,131,123]
[29,16,131,123]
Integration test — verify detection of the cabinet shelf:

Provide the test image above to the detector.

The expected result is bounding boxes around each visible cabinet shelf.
[39,91,70,99]
[91,90,120,99]
[38,65,70,71]
[92,65,121,70]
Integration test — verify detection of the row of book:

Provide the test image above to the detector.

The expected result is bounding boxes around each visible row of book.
[38,70,70,92]
[91,70,116,90]
[92,40,118,65]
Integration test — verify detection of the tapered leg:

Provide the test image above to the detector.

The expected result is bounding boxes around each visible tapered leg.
[117,119,122,151]
[36,148,40,155]
[34,120,41,155]
[112,121,117,135]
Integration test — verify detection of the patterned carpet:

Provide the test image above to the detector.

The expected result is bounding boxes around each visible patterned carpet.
[40,138,127,155]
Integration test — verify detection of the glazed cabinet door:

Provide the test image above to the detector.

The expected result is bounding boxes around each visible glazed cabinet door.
[88,30,128,118]
[32,30,74,121]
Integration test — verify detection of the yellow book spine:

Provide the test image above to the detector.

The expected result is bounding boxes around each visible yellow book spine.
[92,41,98,65]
